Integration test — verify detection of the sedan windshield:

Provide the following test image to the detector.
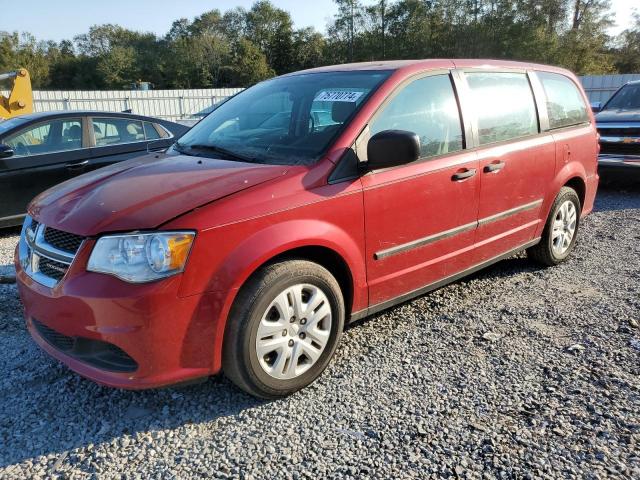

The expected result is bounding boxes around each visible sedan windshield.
[174,70,391,165]
[604,83,640,111]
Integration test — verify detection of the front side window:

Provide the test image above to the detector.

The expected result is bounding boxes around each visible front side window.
[465,72,538,145]
[92,118,145,147]
[175,71,392,165]
[5,118,82,157]
[537,72,589,129]
[603,82,640,111]
[370,74,464,158]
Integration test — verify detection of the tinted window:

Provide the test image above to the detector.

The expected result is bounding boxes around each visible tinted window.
[604,82,640,111]
[93,118,145,146]
[466,72,538,145]
[537,72,589,129]
[143,122,161,140]
[5,118,82,157]
[175,71,391,165]
[370,74,463,158]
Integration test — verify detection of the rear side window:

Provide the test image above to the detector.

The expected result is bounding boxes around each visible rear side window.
[143,122,161,140]
[465,72,538,145]
[93,118,145,146]
[537,72,589,129]
[370,74,464,158]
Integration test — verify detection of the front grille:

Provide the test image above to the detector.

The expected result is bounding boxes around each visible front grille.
[38,257,68,281]
[598,127,640,137]
[600,142,640,156]
[32,319,138,373]
[22,219,86,287]
[43,227,84,254]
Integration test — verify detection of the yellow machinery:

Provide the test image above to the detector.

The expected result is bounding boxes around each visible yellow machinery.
[0,69,33,120]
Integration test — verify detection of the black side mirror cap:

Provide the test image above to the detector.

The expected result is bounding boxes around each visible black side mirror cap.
[0,144,14,159]
[366,130,420,170]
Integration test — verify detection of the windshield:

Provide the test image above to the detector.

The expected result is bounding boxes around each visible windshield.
[604,83,640,111]
[174,70,391,165]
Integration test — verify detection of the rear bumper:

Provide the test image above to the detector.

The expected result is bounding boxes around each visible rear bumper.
[598,154,640,171]
[15,246,227,389]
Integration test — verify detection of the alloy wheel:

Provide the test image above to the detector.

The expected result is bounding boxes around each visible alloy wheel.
[551,200,577,256]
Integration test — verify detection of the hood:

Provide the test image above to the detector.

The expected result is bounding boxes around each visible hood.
[596,108,640,123]
[29,153,288,236]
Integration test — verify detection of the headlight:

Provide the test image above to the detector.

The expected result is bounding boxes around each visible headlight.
[87,231,195,283]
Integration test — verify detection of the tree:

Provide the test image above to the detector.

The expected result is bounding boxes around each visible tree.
[1,0,638,90]
[614,11,640,73]
[245,1,295,74]
[223,38,274,86]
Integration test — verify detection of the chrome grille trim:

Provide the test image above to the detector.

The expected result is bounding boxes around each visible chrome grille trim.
[19,217,85,287]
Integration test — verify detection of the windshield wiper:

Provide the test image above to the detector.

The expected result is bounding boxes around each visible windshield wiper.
[175,142,256,163]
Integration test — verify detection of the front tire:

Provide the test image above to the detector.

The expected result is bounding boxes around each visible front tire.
[527,186,581,266]
[222,259,344,398]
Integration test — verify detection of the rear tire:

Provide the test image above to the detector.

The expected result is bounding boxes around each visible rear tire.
[222,259,344,399]
[527,186,581,266]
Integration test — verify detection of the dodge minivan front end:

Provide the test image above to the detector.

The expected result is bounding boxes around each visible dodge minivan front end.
[16,216,219,388]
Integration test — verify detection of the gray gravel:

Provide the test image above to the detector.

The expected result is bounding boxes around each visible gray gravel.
[1,187,639,479]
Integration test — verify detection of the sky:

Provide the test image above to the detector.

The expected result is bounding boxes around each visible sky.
[4,0,637,42]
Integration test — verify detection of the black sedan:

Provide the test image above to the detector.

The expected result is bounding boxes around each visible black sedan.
[0,111,188,227]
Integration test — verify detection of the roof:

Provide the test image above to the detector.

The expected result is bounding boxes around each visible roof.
[284,58,574,78]
[9,110,179,124]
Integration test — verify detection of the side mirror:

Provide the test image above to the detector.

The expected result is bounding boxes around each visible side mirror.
[0,144,14,159]
[366,130,420,170]
[590,102,602,113]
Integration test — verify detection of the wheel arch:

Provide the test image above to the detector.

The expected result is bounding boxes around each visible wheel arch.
[208,219,367,373]
[563,176,586,210]
[536,164,588,238]
[265,245,355,319]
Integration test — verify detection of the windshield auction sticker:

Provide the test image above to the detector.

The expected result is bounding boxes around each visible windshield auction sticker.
[314,90,364,102]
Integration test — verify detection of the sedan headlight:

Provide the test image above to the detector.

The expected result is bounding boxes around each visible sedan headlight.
[87,231,195,283]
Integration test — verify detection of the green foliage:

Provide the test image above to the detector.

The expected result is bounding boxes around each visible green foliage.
[614,11,640,73]
[0,0,636,90]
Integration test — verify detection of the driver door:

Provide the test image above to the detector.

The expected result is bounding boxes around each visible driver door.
[0,116,87,223]
[361,72,479,308]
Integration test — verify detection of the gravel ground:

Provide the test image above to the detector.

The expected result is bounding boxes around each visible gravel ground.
[0,186,639,479]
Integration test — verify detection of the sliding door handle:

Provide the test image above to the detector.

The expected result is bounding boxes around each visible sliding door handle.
[451,168,477,181]
[484,161,505,173]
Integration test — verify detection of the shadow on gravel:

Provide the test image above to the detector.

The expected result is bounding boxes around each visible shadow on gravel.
[595,181,640,212]
[1,373,267,467]
[348,254,543,330]
[0,226,21,239]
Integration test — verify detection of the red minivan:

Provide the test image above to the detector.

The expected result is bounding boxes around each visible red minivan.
[15,60,598,398]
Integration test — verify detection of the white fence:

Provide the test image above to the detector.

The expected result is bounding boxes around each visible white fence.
[1,88,244,122]
[579,74,640,104]
[2,73,638,122]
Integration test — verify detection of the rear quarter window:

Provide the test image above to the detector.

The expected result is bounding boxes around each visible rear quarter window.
[537,72,589,129]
